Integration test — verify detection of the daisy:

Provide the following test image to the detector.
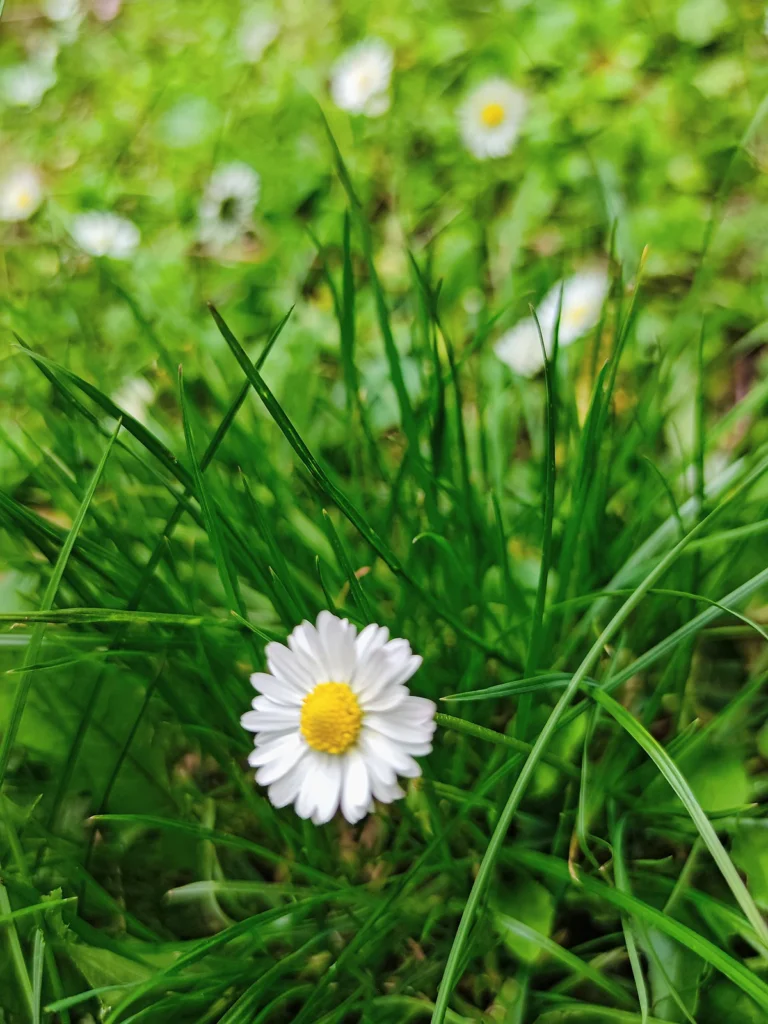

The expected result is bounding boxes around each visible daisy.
[238,12,279,62]
[330,39,393,117]
[92,0,123,20]
[71,211,140,259]
[198,162,260,250]
[2,64,56,109]
[537,270,610,348]
[0,167,44,223]
[495,269,610,377]
[494,319,547,378]
[459,77,527,160]
[241,612,436,825]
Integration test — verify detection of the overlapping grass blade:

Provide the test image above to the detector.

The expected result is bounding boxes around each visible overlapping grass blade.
[431,450,768,1023]
[0,420,121,785]
[592,689,768,946]
[509,848,768,1010]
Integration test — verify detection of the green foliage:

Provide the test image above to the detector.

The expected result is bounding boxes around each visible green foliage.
[2,1,768,1023]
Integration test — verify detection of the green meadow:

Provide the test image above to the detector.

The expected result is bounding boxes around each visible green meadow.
[2,1,768,1021]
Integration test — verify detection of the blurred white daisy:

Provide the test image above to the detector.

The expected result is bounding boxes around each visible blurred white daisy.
[537,270,610,347]
[199,162,260,249]
[71,212,140,259]
[241,611,436,825]
[43,0,81,20]
[0,168,44,223]
[92,0,123,20]
[459,78,527,160]
[43,0,84,42]
[239,12,279,62]
[494,319,547,378]
[495,269,610,377]
[113,377,154,424]
[330,39,393,117]
[2,63,56,108]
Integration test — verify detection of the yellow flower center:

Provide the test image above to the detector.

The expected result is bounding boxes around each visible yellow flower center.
[16,189,34,210]
[480,101,505,128]
[564,301,589,327]
[300,682,362,755]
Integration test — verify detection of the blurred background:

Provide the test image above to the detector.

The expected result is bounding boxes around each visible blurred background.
[2,0,768,464]
[4,4,768,1022]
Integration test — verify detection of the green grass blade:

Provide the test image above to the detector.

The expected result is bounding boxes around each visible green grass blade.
[31,928,44,1024]
[322,510,372,622]
[612,818,650,1024]
[592,689,768,946]
[0,419,121,786]
[431,450,768,1022]
[493,914,634,1007]
[510,848,768,1009]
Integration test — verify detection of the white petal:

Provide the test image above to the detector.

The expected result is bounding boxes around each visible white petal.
[309,754,344,825]
[396,695,437,722]
[294,753,329,820]
[361,728,422,778]
[360,683,408,713]
[248,732,302,767]
[241,708,300,732]
[341,749,371,824]
[266,642,318,692]
[358,732,397,785]
[400,741,433,757]
[382,637,411,657]
[386,653,423,688]
[316,611,357,681]
[286,621,329,677]
[365,712,435,745]
[268,756,310,808]
[355,623,389,661]
[256,737,307,786]
[249,672,303,705]
[369,775,405,804]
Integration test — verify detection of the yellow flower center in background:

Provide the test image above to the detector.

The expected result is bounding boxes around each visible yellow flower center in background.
[564,301,589,327]
[480,101,505,127]
[16,189,33,210]
[300,682,362,754]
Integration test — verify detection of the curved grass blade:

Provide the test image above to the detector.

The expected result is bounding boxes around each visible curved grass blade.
[180,368,244,616]
[208,301,515,665]
[612,817,650,1024]
[322,510,372,622]
[435,713,579,781]
[430,450,768,1023]
[510,848,768,1010]
[592,689,768,947]
[493,914,634,1007]
[0,419,121,786]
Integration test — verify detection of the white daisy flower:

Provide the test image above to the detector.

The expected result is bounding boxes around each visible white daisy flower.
[495,269,610,377]
[2,64,56,109]
[536,270,611,348]
[0,167,44,223]
[459,78,527,160]
[330,39,393,117]
[239,12,279,62]
[71,211,140,259]
[241,612,436,825]
[199,162,260,250]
